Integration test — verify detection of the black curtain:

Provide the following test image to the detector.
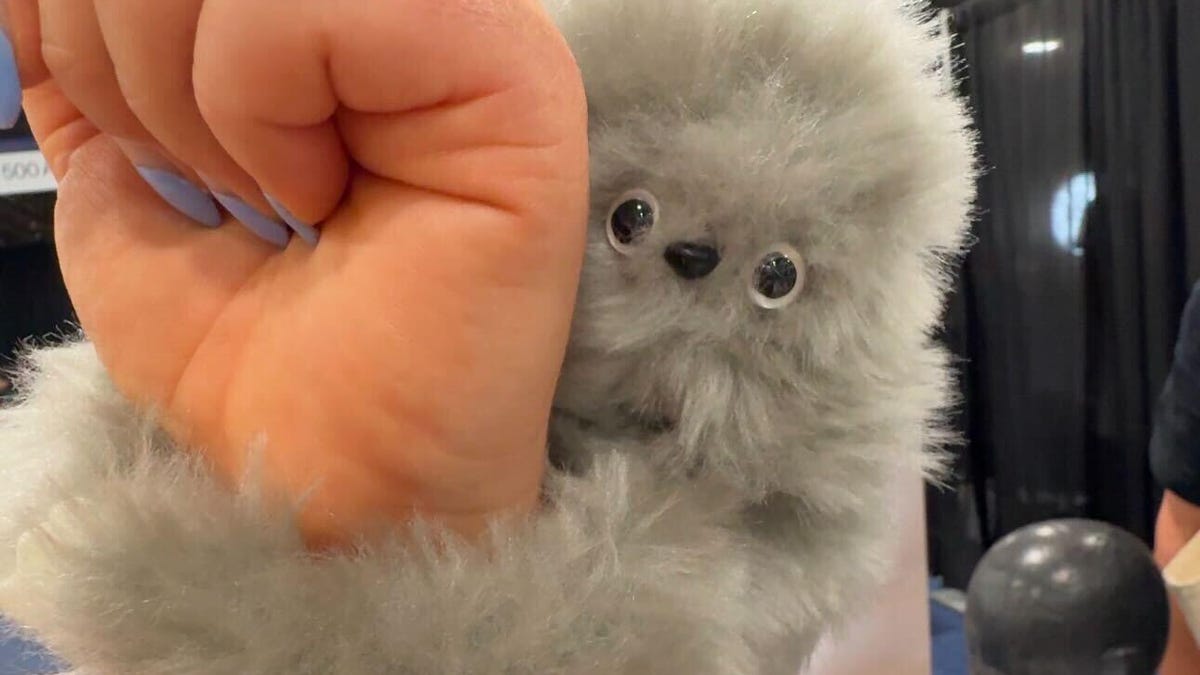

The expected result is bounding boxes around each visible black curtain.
[1081,0,1188,548]
[0,112,73,389]
[0,190,70,397]
[1181,0,1200,282]
[929,0,1199,588]
[0,241,72,361]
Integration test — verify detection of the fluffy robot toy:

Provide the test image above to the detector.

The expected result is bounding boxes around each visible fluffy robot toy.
[0,1,974,673]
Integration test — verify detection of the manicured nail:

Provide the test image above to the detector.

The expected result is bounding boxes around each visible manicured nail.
[212,192,290,248]
[134,167,222,227]
[0,30,24,130]
[265,193,320,246]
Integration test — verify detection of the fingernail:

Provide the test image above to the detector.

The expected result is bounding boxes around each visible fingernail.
[0,30,24,130]
[134,167,222,227]
[265,193,320,246]
[212,192,290,248]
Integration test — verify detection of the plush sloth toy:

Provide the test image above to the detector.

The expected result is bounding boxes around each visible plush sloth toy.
[0,1,975,673]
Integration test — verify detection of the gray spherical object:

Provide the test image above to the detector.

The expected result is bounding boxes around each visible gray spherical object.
[965,519,1168,675]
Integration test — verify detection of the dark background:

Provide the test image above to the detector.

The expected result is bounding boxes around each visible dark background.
[1,0,1198,592]
[928,0,1200,588]
[0,112,72,394]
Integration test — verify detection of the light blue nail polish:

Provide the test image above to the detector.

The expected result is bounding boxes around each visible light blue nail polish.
[265,193,320,246]
[0,30,24,130]
[213,193,291,248]
[135,167,222,227]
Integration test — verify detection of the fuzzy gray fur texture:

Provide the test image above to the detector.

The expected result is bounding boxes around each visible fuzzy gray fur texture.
[550,0,974,668]
[0,1,975,673]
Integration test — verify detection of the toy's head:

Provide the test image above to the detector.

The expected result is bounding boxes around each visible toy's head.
[548,0,976,504]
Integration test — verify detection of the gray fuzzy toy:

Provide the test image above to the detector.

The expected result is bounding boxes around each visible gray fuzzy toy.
[0,1,975,673]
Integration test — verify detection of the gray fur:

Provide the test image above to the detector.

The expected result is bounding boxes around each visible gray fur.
[1,344,756,674]
[0,1,975,673]
[551,0,973,495]
[549,0,974,669]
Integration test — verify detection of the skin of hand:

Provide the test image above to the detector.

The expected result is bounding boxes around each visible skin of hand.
[1155,490,1200,674]
[0,0,589,551]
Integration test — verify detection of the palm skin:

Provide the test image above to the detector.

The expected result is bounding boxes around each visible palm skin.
[14,0,589,550]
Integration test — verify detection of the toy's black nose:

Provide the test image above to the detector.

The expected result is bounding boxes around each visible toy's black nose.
[664,242,721,280]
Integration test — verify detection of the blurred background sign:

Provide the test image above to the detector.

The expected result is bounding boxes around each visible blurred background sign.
[0,114,56,248]
[0,119,54,197]
[0,148,55,197]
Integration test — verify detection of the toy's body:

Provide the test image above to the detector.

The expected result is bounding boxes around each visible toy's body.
[0,1,974,673]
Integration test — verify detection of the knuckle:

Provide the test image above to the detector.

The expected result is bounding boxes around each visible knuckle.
[118,78,174,125]
[38,38,87,83]
[191,66,228,127]
[38,39,147,139]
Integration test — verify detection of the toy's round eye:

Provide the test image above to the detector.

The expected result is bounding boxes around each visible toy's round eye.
[607,189,659,253]
[749,245,805,309]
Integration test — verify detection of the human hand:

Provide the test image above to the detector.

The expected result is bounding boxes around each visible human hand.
[1,0,588,550]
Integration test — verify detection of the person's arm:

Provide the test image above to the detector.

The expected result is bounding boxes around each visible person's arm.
[1152,282,1200,674]
[0,340,755,675]
[1156,491,1200,674]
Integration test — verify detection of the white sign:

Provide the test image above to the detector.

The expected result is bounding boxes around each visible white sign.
[0,149,56,196]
